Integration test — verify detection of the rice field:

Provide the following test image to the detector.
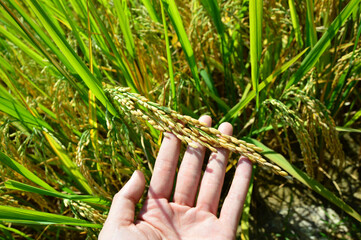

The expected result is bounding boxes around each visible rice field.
[0,0,360,239]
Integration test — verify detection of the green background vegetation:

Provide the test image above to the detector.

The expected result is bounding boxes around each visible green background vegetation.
[0,0,360,239]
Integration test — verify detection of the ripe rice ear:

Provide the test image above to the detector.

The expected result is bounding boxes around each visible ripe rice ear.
[107,87,289,177]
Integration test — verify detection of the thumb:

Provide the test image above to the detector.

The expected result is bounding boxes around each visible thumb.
[105,170,146,226]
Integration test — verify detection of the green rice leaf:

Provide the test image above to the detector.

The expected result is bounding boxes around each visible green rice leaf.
[0,55,14,72]
[5,180,109,206]
[0,25,47,67]
[161,0,201,94]
[286,0,361,89]
[24,0,118,116]
[288,0,303,48]
[0,206,101,228]
[0,152,56,192]
[114,0,135,59]
[200,0,224,37]
[327,22,361,112]
[200,0,234,102]
[0,96,53,131]
[85,0,137,92]
[4,0,74,73]
[249,0,263,109]
[199,70,217,95]
[305,0,317,48]
[141,0,161,23]
[220,48,307,123]
[43,132,93,195]
[344,107,361,127]
[336,126,361,133]
[0,223,34,240]
[160,0,176,110]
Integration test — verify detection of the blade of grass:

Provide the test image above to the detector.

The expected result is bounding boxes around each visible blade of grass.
[35,0,66,36]
[160,0,176,110]
[4,0,71,71]
[54,0,105,86]
[246,138,361,223]
[288,0,303,48]
[86,0,138,92]
[249,0,263,109]
[43,132,93,195]
[1,0,86,96]
[86,0,99,158]
[200,0,234,102]
[36,103,82,137]
[0,69,28,108]
[0,152,56,192]
[0,96,53,131]
[0,68,43,121]
[161,0,206,104]
[0,224,34,240]
[199,68,229,114]
[65,0,108,57]
[0,6,30,41]
[285,0,361,89]
[114,0,135,59]
[141,0,161,23]
[17,71,51,100]
[0,55,14,72]
[0,25,47,67]
[336,126,361,133]
[200,69,218,97]
[24,0,118,116]
[0,84,18,104]
[344,107,361,127]
[327,21,361,112]
[54,0,88,70]
[200,0,224,42]
[220,48,307,123]
[305,0,317,48]
[5,180,109,206]
[0,206,102,228]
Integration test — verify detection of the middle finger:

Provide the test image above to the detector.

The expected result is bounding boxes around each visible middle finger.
[173,115,212,206]
[196,122,233,214]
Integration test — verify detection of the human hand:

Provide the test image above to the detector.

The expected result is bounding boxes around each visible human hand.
[99,116,252,240]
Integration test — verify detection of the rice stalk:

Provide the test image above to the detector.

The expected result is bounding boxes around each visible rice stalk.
[65,200,105,225]
[106,87,288,177]
[263,86,346,178]
[76,130,110,199]
[105,114,145,177]
[285,90,345,164]
[263,98,317,177]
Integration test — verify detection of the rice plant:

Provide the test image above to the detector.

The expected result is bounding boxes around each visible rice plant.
[0,0,360,239]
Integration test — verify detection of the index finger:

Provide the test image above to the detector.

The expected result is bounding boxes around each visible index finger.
[147,133,181,199]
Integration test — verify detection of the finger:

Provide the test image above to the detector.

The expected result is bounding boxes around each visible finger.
[148,132,181,199]
[196,122,233,214]
[173,115,212,206]
[220,156,252,232]
[104,170,145,226]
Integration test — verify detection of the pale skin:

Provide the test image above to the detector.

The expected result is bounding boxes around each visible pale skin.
[99,116,253,240]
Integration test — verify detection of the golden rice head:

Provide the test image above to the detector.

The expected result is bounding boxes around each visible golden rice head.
[107,87,289,177]
[263,98,317,177]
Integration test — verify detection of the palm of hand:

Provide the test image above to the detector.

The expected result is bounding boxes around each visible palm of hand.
[99,116,252,240]
[131,199,235,240]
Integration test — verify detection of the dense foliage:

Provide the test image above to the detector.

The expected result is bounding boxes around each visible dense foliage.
[0,0,360,239]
